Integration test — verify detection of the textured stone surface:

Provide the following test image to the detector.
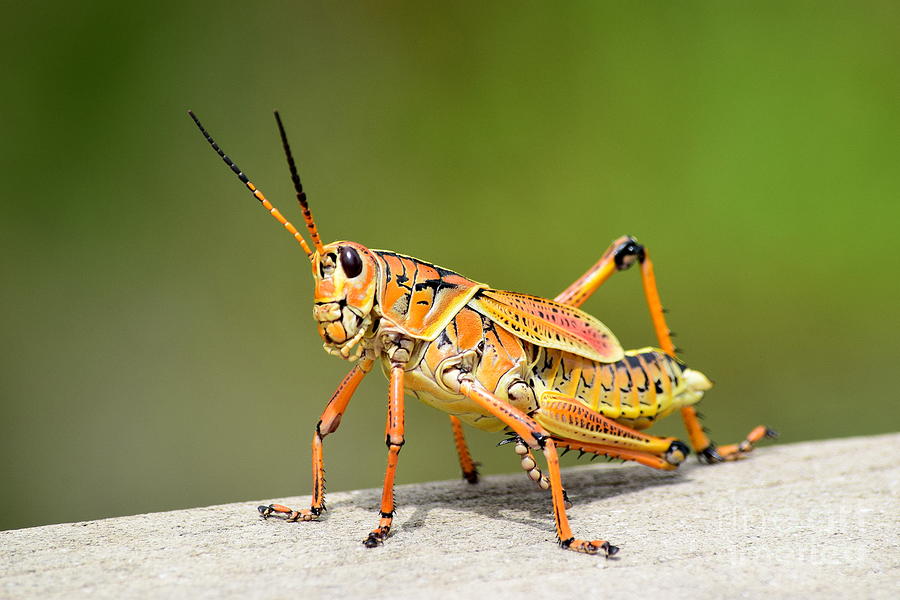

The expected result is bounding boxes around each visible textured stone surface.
[2,434,898,599]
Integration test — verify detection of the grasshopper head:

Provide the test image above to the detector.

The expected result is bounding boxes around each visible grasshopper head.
[311,241,379,358]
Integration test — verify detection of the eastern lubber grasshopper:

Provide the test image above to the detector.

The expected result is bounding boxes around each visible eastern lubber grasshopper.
[189,111,776,556]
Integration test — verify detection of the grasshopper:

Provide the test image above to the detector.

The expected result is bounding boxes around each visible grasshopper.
[189,111,775,556]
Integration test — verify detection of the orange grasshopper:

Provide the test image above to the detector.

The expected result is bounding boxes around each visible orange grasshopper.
[189,111,775,556]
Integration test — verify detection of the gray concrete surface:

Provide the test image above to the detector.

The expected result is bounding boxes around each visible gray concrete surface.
[2,433,898,599]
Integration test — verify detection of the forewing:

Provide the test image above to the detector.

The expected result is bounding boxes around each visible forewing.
[471,289,624,362]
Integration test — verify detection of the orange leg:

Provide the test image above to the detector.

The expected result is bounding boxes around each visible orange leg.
[449,415,479,484]
[555,236,775,461]
[554,235,632,308]
[714,425,778,461]
[460,380,617,556]
[637,248,715,455]
[363,364,406,548]
[259,358,373,522]
[641,253,776,461]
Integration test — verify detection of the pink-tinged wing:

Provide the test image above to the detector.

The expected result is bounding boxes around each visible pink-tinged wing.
[471,289,624,363]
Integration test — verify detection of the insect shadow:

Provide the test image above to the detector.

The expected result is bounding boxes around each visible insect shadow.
[327,462,687,540]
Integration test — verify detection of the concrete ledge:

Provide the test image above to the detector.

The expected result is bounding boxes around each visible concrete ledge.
[2,434,898,599]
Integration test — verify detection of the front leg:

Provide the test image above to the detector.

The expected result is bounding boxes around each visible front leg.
[259,358,373,522]
[364,363,406,547]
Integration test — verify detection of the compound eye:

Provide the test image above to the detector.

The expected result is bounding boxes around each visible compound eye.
[339,246,363,278]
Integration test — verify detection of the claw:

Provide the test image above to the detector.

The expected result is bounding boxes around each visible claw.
[563,538,620,556]
[463,468,480,484]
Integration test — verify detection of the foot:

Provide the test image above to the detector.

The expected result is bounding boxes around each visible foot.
[698,426,778,463]
[257,503,320,522]
[363,526,391,548]
[561,537,620,557]
[462,467,480,484]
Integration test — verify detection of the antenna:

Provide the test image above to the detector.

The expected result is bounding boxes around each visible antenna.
[188,110,313,257]
[274,111,325,254]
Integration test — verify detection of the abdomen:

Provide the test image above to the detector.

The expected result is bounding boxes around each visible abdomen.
[529,346,711,430]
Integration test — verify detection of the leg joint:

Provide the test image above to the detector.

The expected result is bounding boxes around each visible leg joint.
[317,415,344,437]
[385,434,405,448]
[614,237,645,270]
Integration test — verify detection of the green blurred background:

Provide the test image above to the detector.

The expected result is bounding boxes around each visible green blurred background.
[2,1,898,531]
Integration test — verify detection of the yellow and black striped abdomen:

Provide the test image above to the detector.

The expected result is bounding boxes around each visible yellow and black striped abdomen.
[530,346,711,430]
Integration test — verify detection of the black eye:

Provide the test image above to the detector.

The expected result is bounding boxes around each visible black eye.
[339,246,363,278]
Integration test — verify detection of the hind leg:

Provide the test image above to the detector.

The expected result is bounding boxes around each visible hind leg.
[534,391,689,469]
[554,236,775,460]
[704,425,779,462]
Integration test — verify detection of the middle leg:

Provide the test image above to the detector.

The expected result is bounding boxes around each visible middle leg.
[449,415,480,484]
[459,379,618,556]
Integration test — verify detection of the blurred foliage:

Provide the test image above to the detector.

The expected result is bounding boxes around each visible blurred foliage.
[1,1,898,531]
